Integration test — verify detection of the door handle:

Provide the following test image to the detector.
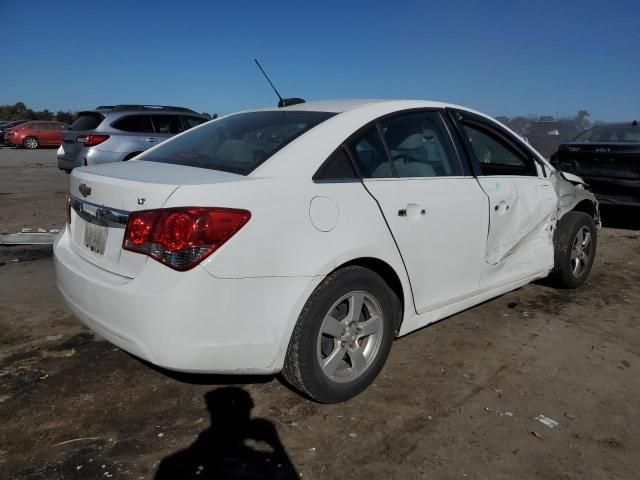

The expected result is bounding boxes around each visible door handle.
[494,201,510,213]
[145,137,159,143]
[398,207,426,217]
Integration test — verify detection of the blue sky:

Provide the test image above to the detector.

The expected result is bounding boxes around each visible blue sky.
[1,0,638,121]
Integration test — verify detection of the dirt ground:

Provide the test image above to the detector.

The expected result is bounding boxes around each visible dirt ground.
[1,147,639,480]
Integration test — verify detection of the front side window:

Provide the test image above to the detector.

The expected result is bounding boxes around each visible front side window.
[463,123,536,176]
[112,115,154,133]
[151,115,184,134]
[140,111,335,175]
[379,111,461,177]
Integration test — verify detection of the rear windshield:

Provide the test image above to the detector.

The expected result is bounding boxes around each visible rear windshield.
[70,112,104,131]
[140,111,335,175]
[574,126,640,143]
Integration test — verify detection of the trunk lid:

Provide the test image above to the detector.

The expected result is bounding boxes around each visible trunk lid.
[555,143,640,180]
[68,161,246,278]
[62,111,108,162]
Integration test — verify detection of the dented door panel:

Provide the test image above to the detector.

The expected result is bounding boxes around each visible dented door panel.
[477,176,556,287]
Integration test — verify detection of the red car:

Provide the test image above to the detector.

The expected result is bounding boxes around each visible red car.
[5,121,69,149]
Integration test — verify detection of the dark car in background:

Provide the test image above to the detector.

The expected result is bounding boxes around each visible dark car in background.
[4,121,69,149]
[551,121,640,206]
[57,105,207,172]
[0,119,30,145]
[526,120,583,159]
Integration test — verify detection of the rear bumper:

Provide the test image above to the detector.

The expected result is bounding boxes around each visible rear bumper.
[4,133,22,146]
[595,194,640,207]
[583,177,640,207]
[58,145,119,170]
[53,228,320,374]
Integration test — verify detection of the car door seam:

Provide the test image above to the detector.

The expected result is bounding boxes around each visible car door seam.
[359,179,419,315]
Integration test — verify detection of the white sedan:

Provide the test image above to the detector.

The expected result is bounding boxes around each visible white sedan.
[54,99,599,403]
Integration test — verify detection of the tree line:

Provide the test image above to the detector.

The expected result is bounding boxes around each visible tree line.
[0,102,77,124]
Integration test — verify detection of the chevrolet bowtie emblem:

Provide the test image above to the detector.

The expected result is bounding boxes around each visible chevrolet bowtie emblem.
[79,183,92,197]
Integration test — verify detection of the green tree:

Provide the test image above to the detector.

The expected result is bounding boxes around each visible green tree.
[577,110,590,120]
[56,110,76,124]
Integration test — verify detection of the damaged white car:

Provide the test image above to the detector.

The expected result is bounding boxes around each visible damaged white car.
[54,100,599,403]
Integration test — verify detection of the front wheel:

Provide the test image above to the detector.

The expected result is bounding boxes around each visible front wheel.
[23,137,39,149]
[282,266,401,403]
[549,211,597,288]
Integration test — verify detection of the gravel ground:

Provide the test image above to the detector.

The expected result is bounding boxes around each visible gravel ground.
[1,147,639,479]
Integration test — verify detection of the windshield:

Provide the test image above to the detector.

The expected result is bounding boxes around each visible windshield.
[140,110,335,175]
[574,125,640,143]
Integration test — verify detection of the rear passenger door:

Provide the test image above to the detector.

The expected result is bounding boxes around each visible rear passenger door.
[111,115,156,154]
[450,110,557,287]
[349,110,489,314]
[31,122,48,143]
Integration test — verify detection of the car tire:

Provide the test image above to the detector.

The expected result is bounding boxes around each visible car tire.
[282,265,401,403]
[549,211,597,289]
[23,137,39,149]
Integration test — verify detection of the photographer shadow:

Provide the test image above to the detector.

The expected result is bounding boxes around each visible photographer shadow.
[155,387,298,479]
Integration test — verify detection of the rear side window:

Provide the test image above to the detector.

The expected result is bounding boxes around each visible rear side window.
[379,111,462,177]
[112,115,154,133]
[182,116,206,129]
[70,113,104,131]
[314,147,358,181]
[140,111,335,175]
[348,126,392,178]
[575,126,640,143]
[151,115,184,134]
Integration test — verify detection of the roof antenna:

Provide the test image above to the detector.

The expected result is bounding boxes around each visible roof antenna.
[253,59,305,108]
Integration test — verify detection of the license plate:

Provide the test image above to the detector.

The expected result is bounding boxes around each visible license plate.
[83,223,108,255]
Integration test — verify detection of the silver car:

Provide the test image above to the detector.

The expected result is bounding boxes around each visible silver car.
[57,105,207,172]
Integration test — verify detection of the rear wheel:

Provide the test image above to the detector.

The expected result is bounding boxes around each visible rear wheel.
[549,211,597,288]
[23,137,39,149]
[282,266,401,403]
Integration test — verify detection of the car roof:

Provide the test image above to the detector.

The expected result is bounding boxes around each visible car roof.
[269,98,457,113]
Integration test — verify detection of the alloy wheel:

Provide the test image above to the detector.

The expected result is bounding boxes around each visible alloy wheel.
[570,226,592,277]
[24,138,38,149]
[317,291,384,383]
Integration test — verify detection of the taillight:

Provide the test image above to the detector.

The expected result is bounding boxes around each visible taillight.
[65,192,71,224]
[123,207,251,271]
[76,134,109,147]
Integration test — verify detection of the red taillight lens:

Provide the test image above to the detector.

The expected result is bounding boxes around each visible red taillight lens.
[123,207,251,271]
[76,134,110,147]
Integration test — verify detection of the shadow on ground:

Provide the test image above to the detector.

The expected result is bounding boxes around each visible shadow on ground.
[155,387,298,479]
